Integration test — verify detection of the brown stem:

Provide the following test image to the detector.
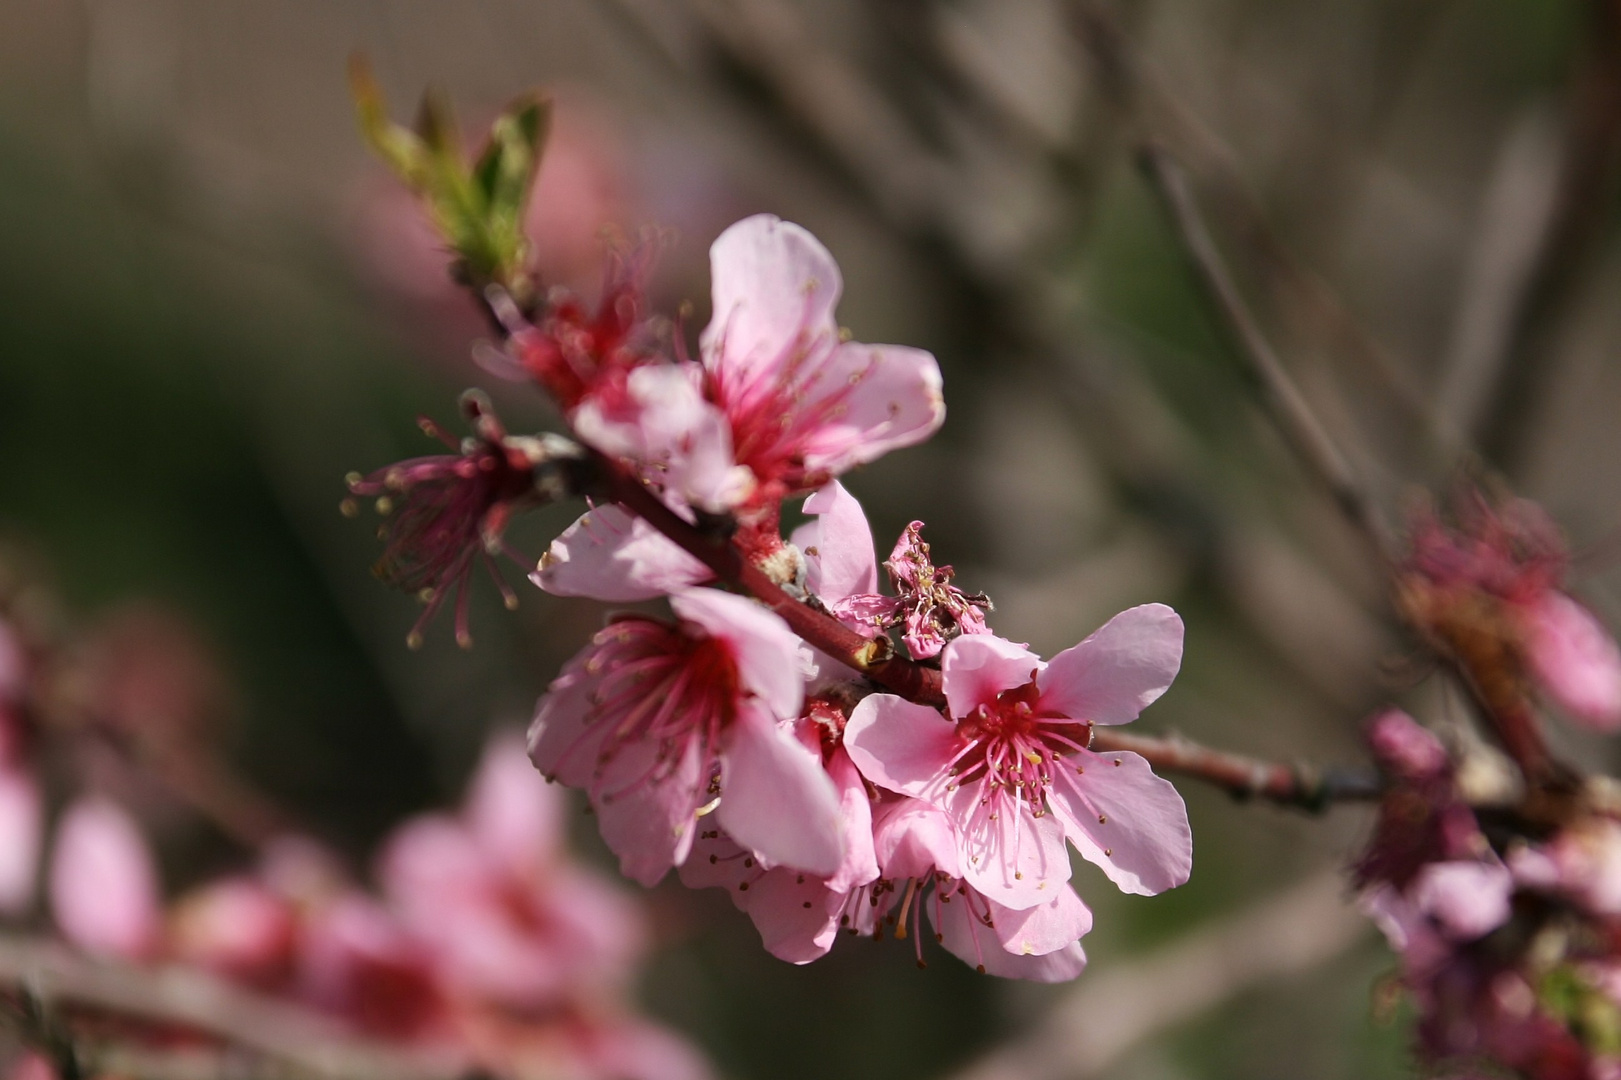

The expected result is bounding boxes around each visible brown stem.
[1090,730,1378,811]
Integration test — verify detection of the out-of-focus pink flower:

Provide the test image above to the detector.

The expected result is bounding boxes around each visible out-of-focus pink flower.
[1402,497,1621,731]
[1366,707,1450,782]
[697,215,945,509]
[1524,591,1621,730]
[297,891,450,1040]
[0,766,40,916]
[378,731,645,1009]
[346,395,560,649]
[1509,817,1621,917]
[168,876,298,985]
[846,606,1190,906]
[1355,710,1486,892]
[49,797,162,960]
[529,588,843,885]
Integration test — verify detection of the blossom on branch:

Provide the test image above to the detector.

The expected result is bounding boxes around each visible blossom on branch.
[528,588,845,885]
[844,605,1191,907]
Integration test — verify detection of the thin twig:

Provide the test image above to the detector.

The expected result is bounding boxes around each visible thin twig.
[1139,144,1397,567]
[1091,729,1379,810]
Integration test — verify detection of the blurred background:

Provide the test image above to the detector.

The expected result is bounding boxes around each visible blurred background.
[2,0,1620,1076]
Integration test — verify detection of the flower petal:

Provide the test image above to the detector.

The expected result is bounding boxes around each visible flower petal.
[0,766,40,915]
[594,736,706,887]
[670,588,804,722]
[987,882,1094,957]
[49,797,162,959]
[740,868,846,964]
[717,708,845,876]
[1525,591,1621,730]
[793,481,880,605]
[825,747,879,894]
[700,214,842,390]
[532,504,712,602]
[464,729,565,873]
[941,635,1044,719]
[933,890,1088,982]
[795,342,946,477]
[1050,749,1192,896]
[1038,604,1183,725]
[844,694,961,800]
[527,657,612,789]
[1412,860,1512,941]
[872,797,962,880]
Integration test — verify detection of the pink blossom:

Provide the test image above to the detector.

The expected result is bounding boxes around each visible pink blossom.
[872,797,1091,981]
[0,766,40,916]
[297,891,451,1040]
[698,215,944,507]
[678,705,879,964]
[49,797,162,960]
[169,876,298,985]
[1524,591,1621,730]
[879,522,991,659]
[845,605,1190,906]
[1403,497,1621,731]
[1509,817,1621,916]
[529,588,843,885]
[532,502,712,602]
[378,731,645,1008]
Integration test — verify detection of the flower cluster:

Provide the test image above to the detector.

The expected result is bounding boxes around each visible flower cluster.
[1358,709,1621,1079]
[1399,495,1621,732]
[441,214,1195,981]
[46,733,709,1080]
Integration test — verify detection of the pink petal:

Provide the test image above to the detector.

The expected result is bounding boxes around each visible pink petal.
[572,364,753,513]
[740,867,846,964]
[670,588,804,722]
[1049,749,1192,896]
[717,708,845,876]
[700,214,843,388]
[794,343,946,477]
[1038,604,1184,725]
[595,736,706,886]
[988,882,1094,957]
[582,1016,716,1080]
[532,504,712,602]
[465,728,565,873]
[169,876,296,982]
[941,635,1044,719]
[824,747,879,894]
[1525,591,1621,730]
[528,658,613,788]
[0,766,41,915]
[947,781,1073,908]
[793,481,880,605]
[49,797,162,959]
[933,891,1088,982]
[1413,860,1512,941]
[1365,708,1449,780]
[872,797,961,879]
[844,694,962,800]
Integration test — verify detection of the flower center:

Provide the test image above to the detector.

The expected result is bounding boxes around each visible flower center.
[583,620,742,797]
[950,678,1091,813]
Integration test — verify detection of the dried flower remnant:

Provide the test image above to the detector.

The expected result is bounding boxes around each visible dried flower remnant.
[344,393,581,648]
[881,521,992,660]
[529,588,845,886]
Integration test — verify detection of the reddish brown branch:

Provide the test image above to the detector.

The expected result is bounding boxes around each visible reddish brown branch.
[1091,729,1379,810]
